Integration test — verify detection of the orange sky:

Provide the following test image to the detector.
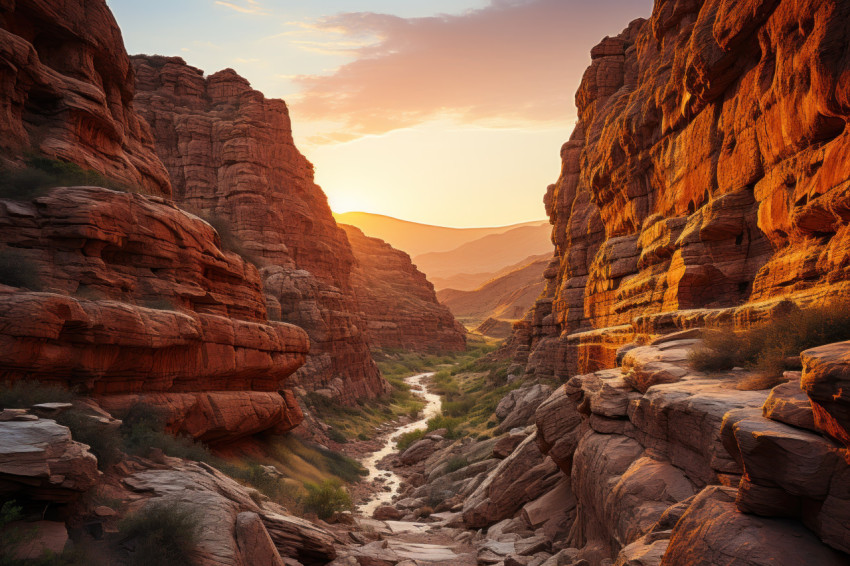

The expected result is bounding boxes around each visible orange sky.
[110,0,652,227]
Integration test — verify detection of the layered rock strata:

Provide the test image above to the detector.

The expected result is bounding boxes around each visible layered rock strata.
[0,415,99,502]
[131,56,387,403]
[0,0,170,195]
[0,187,308,441]
[341,224,466,352]
[509,0,850,379]
[528,338,850,563]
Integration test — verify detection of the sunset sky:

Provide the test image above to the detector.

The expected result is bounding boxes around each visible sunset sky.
[108,0,651,227]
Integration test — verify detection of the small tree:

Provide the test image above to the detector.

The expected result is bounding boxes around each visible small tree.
[302,480,352,519]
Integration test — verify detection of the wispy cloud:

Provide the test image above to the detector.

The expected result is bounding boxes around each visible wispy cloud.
[214,0,266,15]
[289,0,649,144]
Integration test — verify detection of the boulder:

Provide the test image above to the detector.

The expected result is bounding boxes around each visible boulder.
[801,342,850,447]
[661,487,849,565]
[400,438,440,466]
[535,386,583,473]
[0,419,99,501]
[497,384,554,431]
[463,433,561,528]
[493,432,528,459]
[236,512,286,566]
[372,506,404,521]
[123,462,336,565]
[762,381,817,432]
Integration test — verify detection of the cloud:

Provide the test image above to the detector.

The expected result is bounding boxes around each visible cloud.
[290,0,650,143]
[214,0,266,15]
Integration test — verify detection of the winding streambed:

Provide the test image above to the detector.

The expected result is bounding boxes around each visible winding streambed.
[358,372,441,515]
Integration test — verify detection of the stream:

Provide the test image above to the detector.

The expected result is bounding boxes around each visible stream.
[358,372,442,515]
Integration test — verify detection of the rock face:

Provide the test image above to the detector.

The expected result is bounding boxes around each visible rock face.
[531,340,850,563]
[508,0,850,380]
[341,224,466,353]
[0,0,170,195]
[0,187,308,441]
[131,56,386,404]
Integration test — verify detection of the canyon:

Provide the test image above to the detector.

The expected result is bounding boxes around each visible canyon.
[1,0,850,565]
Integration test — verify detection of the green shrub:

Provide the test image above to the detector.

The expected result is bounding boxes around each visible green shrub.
[426,415,463,438]
[0,157,129,200]
[327,428,348,444]
[119,403,213,463]
[302,479,352,519]
[0,249,42,290]
[0,380,75,409]
[442,397,475,418]
[0,500,34,566]
[56,409,122,469]
[119,502,201,566]
[445,456,468,473]
[395,429,425,452]
[689,300,850,381]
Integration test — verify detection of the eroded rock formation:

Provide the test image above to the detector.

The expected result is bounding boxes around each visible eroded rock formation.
[131,56,387,403]
[341,224,466,352]
[509,0,850,379]
[0,187,309,441]
[0,0,170,195]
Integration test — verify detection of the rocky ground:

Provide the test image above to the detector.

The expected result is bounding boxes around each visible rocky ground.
[2,332,849,565]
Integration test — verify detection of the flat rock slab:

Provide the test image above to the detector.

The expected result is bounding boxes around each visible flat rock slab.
[388,541,459,562]
[354,518,393,535]
[384,521,432,534]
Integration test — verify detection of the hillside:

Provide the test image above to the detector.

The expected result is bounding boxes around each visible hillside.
[413,224,552,287]
[437,253,550,329]
[334,211,547,257]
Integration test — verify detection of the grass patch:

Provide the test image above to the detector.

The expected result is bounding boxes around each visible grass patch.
[119,502,201,566]
[0,380,76,409]
[55,410,122,469]
[445,456,469,473]
[119,403,214,463]
[421,345,519,439]
[0,157,131,200]
[689,299,850,385]
[302,479,352,520]
[304,384,423,441]
[395,429,425,452]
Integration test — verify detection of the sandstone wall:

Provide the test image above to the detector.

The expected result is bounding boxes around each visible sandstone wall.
[341,224,466,353]
[0,0,171,195]
[131,56,387,404]
[0,187,309,442]
[511,0,850,379]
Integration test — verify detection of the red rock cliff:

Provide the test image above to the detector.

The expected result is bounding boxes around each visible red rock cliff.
[0,1,308,442]
[511,0,850,379]
[131,56,387,403]
[341,224,466,353]
[0,0,170,195]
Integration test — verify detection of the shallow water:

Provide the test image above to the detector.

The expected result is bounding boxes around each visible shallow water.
[358,372,441,515]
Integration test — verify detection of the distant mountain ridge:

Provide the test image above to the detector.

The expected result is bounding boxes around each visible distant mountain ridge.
[412,224,553,286]
[333,211,547,258]
[437,253,550,331]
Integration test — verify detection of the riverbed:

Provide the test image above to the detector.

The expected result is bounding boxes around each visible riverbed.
[358,372,441,515]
